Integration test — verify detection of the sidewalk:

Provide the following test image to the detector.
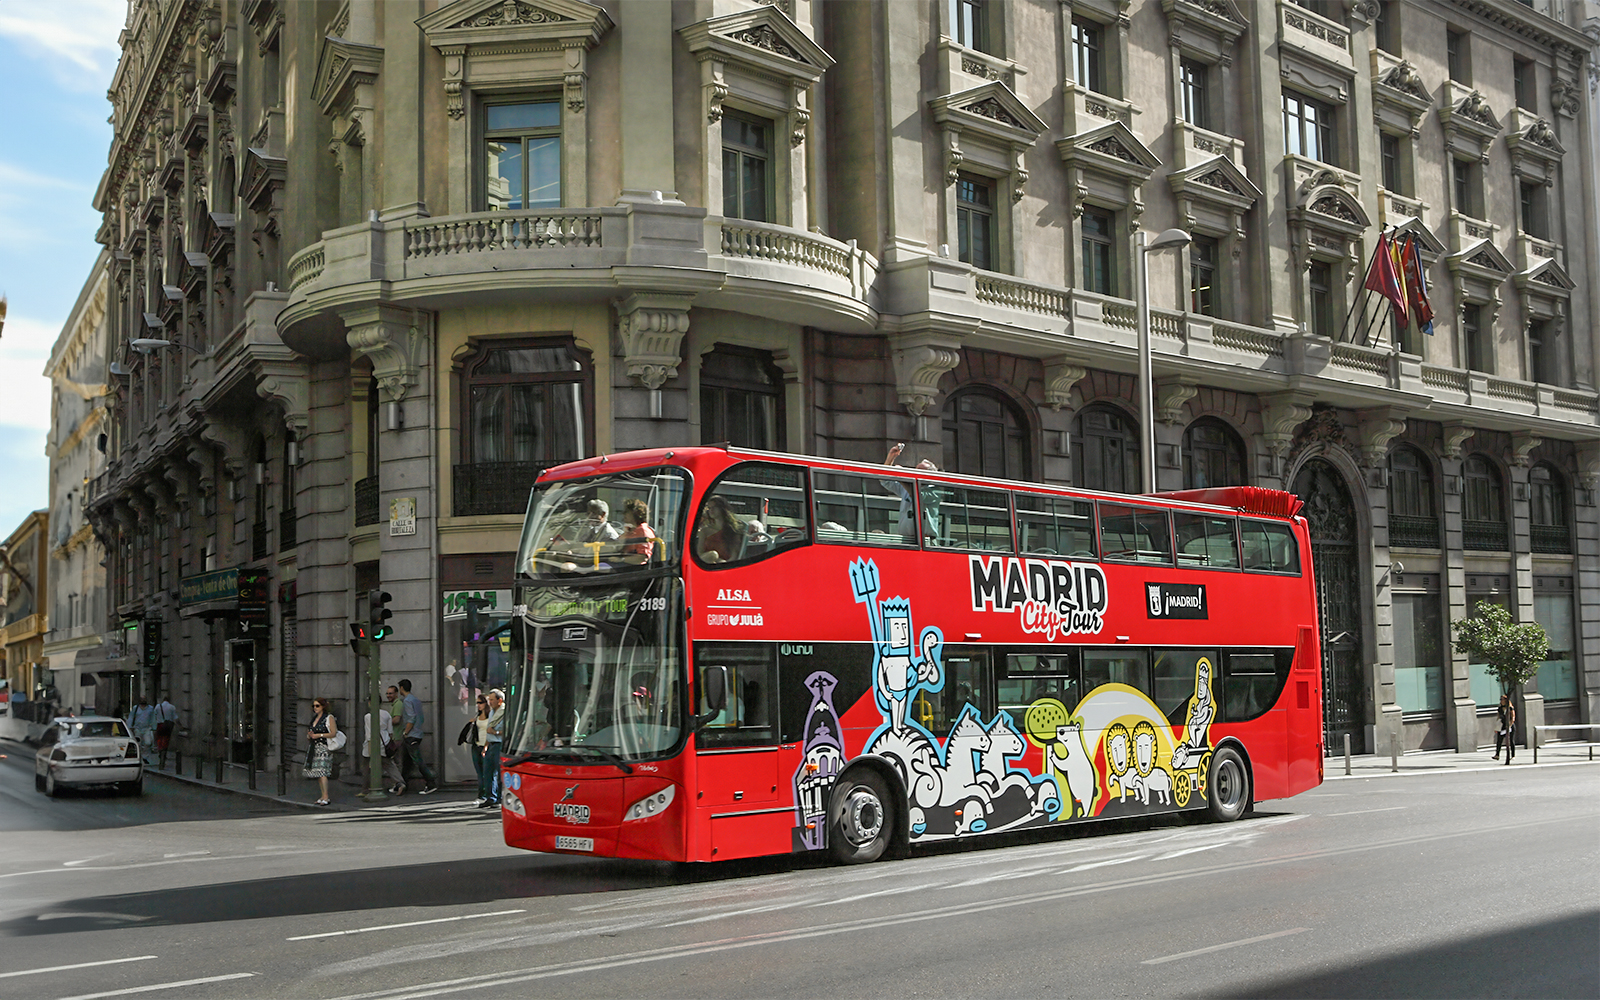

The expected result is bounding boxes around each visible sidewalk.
[139,752,482,813]
[1327,742,1599,780]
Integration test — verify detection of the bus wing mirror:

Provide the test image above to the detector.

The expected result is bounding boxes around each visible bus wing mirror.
[695,664,729,728]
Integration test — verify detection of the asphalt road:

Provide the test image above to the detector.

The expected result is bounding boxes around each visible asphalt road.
[1,744,1595,1000]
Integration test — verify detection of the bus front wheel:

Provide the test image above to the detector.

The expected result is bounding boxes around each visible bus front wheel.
[829,769,894,864]
[1206,747,1250,822]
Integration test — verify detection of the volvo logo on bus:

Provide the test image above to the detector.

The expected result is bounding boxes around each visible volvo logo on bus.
[1146,582,1208,619]
[968,555,1108,641]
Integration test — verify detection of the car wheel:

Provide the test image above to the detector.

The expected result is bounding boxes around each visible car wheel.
[828,768,895,865]
[1206,747,1250,823]
[35,772,44,792]
[45,771,63,798]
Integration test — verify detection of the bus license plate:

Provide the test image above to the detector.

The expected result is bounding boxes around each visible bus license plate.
[555,836,594,852]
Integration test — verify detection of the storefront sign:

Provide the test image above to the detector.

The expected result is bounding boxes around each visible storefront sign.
[181,567,239,608]
[238,569,269,633]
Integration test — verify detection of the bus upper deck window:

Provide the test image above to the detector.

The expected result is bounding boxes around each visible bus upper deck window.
[813,471,918,548]
[1099,504,1173,565]
[1015,493,1095,558]
[694,463,810,568]
[1241,520,1300,574]
[1174,513,1239,569]
[923,485,1012,551]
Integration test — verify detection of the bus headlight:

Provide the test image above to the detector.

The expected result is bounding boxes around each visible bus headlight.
[502,792,525,817]
[625,785,674,821]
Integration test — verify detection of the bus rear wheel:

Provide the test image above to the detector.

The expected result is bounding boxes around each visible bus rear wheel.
[1206,747,1250,822]
[828,769,894,864]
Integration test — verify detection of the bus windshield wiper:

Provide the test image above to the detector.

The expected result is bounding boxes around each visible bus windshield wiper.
[568,744,634,773]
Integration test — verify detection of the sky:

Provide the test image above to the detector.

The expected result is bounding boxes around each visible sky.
[0,1,125,536]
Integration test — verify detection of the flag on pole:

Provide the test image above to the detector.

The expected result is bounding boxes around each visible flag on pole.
[1400,235,1435,336]
[1363,233,1408,319]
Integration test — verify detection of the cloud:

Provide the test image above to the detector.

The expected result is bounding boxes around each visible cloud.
[0,2,126,88]
[0,314,62,431]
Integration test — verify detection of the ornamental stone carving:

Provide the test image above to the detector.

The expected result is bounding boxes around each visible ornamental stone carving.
[345,305,428,403]
[454,1,570,29]
[1356,408,1408,467]
[731,24,800,60]
[1379,60,1429,102]
[1509,433,1541,468]
[1259,392,1313,460]
[891,336,962,417]
[1441,423,1474,460]
[1042,359,1088,411]
[1155,379,1199,425]
[616,293,693,390]
[965,98,1023,128]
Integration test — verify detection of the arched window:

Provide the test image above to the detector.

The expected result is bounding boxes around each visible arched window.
[1072,404,1137,494]
[1530,463,1571,554]
[1387,446,1438,548]
[942,388,1029,480]
[1181,418,1245,489]
[1462,454,1508,551]
[700,345,784,451]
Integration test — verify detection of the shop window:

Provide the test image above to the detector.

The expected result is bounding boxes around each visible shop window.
[1394,591,1445,712]
[1283,91,1334,165]
[1181,418,1245,489]
[722,112,773,223]
[956,173,995,271]
[942,387,1028,480]
[1534,589,1577,701]
[700,345,783,451]
[483,100,561,211]
[1073,405,1137,494]
[1081,207,1115,295]
[1465,587,1513,705]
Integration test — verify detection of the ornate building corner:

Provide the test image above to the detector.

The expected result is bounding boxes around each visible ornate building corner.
[616,293,693,390]
[1155,378,1199,425]
[890,334,962,417]
[1042,359,1088,411]
[1441,422,1475,460]
[1259,392,1314,463]
[1356,408,1409,467]
[345,305,429,403]
[1509,432,1542,468]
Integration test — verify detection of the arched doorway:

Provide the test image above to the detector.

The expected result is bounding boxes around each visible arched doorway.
[1292,458,1364,753]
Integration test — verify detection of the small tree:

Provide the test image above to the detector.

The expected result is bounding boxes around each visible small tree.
[1451,601,1548,698]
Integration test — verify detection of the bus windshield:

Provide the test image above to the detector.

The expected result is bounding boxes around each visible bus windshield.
[516,468,688,579]
[505,578,685,762]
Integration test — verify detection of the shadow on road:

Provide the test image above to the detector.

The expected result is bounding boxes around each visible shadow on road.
[1208,910,1599,1000]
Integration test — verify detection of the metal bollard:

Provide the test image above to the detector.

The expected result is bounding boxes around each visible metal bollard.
[174,748,183,776]
[1390,733,1399,772]
[1343,733,1351,775]
[215,747,225,783]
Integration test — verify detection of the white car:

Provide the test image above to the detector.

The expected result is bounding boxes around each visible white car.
[34,716,144,797]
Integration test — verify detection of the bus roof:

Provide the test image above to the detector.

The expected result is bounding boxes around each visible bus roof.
[538,447,1303,520]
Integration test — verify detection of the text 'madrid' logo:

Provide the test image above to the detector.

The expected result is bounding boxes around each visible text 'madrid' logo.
[553,802,592,824]
[1146,582,1208,619]
[969,555,1108,641]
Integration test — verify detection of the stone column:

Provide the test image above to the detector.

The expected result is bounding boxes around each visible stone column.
[1509,433,1543,746]
[1440,423,1476,752]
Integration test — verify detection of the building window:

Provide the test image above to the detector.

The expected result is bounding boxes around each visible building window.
[1388,446,1439,548]
[1071,17,1103,94]
[1463,303,1489,373]
[1374,1,1399,54]
[1189,236,1217,316]
[461,342,589,469]
[1380,133,1403,194]
[1534,588,1577,701]
[1463,454,1508,551]
[722,112,772,223]
[1073,405,1137,494]
[1520,182,1547,239]
[1182,418,1245,490]
[1393,591,1445,713]
[1527,319,1552,385]
[1081,207,1114,295]
[700,345,783,451]
[942,388,1029,480]
[1453,158,1481,218]
[365,376,380,482]
[1446,30,1467,84]
[1180,59,1209,130]
[1282,91,1334,165]
[1529,463,1570,553]
[1514,58,1535,111]
[949,0,990,52]
[1308,261,1334,338]
[956,173,995,271]
[484,101,561,211]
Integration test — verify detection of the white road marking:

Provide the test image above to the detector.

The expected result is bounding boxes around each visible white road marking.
[62,858,104,867]
[56,972,255,1000]
[162,851,210,858]
[659,899,817,926]
[288,910,527,941]
[1142,926,1310,965]
[1150,843,1226,861]
[804,882,944,908]
[1325,806,1407,817]
[0,956,156,979]
[36,912,153,923]
[1063,854,1146,872]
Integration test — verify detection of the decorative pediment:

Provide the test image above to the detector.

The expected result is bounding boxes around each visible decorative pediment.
[239,147,286,213]
[1506,110,1564,180]
[932,82,1048,145]
[1447,238,1513,281]
[1515,257,1574,298]
[1162,0,1248,55]
[417,0,612,50]
[312,35,383,118]
[1388,217,1446,261]
[1298,184,1369,235]
[1168,155,1262,212]
[1056,119,1160,181]
[680,6,833,82]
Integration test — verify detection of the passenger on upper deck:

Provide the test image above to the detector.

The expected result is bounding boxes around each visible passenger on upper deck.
[619,498,657,565]
[882,443,941,544]
[697,495,745,563]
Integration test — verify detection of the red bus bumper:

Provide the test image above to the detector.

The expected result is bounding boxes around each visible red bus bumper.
[500,762,688,862]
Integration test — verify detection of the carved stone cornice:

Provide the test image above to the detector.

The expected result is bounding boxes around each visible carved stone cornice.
[255,361,310,437]
[890,334,962,418]
[345,306,428,403]
[1155,378,1199,425]
[616,293,693,390]
[312,35,383,120]
[1356,407,1409,467]
[1042,359,1089,411]
[1441,422,1475,461]
[1509,432,1541,469]
[1259,392,1314,459]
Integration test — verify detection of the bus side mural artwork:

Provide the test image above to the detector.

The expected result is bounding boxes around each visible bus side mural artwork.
[798,558,1221,847]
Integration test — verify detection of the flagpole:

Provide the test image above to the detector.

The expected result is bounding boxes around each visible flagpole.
[1336,233,1384,342]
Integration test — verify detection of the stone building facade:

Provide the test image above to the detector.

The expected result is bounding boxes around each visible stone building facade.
[87,0,1599,783]
[0,511,50,734]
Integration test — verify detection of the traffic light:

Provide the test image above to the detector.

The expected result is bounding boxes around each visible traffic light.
[463,596,490,645]
[349,622,371,655]
[369,589,394,641]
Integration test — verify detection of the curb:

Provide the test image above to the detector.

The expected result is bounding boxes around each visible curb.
[145,765,479,813]
[1325,756,1599,780]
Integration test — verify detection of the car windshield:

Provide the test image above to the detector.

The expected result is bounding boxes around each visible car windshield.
[516,468,688,579]
[504,578,684,762]
[67,720,129,739]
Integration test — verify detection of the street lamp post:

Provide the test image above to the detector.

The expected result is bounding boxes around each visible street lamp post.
[1135,228,1193,494]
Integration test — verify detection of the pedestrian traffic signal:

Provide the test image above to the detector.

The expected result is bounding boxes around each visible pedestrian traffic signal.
[349,622,371,655]
[463,596,490,645]
[369,589,394,640]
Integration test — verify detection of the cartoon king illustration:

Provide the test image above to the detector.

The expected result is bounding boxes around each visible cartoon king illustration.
[850,558,943,733]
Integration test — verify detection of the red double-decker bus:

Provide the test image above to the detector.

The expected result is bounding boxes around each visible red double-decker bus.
[499,447,1323,864]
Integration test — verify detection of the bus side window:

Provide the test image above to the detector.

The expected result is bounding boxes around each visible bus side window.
[694,462,810,568]
[925,486,1013,551]
[813,472,918,548]
[1241,520,1300,574]
[999,652,1081,717]
[1099,505,1173,564]
[1174,514,1239,568]
[913,650,992,734]
[1015,494,1096,558]
[696,642,777,747]
[1152,649,1218,724]
[1223,652,1282,723]
[1083,649,1150,693]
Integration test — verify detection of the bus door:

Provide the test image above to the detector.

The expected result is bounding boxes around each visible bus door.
[694,642,784,859]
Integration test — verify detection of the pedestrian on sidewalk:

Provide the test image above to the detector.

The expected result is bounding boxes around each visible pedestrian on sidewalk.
[397,679,438,794]
[1494,694,1516,763]
[154,695,178,768]
[384,685,406,794]
[364,700,402,794]
[304,698,338,805]
[480,688,505,808]
[460,694,487,803]
[130,697,157,761]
